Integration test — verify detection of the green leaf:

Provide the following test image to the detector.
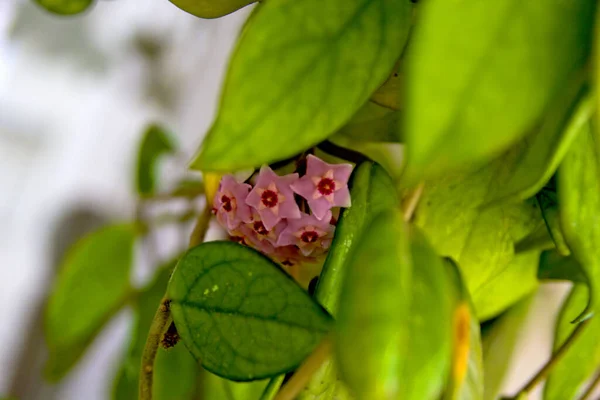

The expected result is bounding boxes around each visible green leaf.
[544,285,600,400]
[336,212,453,400]
[192,0,412,171]
[202,371,269,400]
[333,102,400,144]
[370,63,402,111]
[168,241,333,381]
[315,161,398,316]
[558,118,600,322]
[45,224,137,381]
[481,296,534,400]
[298,358,354,400]
[113,263,200,400]
[169,0,256,19]
[537,188,571,256]
[484,86,593,205]
[403,0,596,182]
[414,159,543,320]
[136,124,177,196]
[538,251,587,284]
[34,0,93,15]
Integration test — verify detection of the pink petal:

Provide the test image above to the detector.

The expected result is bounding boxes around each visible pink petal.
[333,186,351,208]
[308,197,333,220]
[291,176,317,201]
[332,163,353,183]
[259,209,281,230]
[306,154,330,177]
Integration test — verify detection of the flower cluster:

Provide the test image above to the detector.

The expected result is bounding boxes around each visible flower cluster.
[213,155,353,266]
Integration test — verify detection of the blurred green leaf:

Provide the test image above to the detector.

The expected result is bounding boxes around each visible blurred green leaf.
[114,262,200,400]
[315,161,398,316]
[259,376,285,400]
[538,251,587,284]
[414,158,542,320]
[202,371,269,400]
[34,0,93,15]
[136,124,177,196]
[403,0,595,182]
[333,102,400,144]
[481,296,534,400]
[336,212,453,400]
[169,0,256,19]
[168,242,332,381]
[45,224,137,381]
[558,119,600,322]
[371,63,402,111]
[192,0,412,171]
[537,189,571,256]
[513,221,555,255]
[298,358,354,400]
[484,86,592,205]
[544,285,600,400]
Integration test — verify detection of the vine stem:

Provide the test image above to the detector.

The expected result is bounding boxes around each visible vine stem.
[139,297,173,400]
[508,318,591,399]
[189,203,213,247]
[579,368,600,400]
[273,336,332,400]
[402,183,424,222]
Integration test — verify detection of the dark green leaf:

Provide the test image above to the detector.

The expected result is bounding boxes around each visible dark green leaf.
[192,0,412,171]
[336,212,453,400]
[168,242,333,381]
[537,189,571,256]
[202,371,269,400]
[558,118,600,322]
[113,263,200,400]
[481,296,534,400]
[136,124,177,196]
[34,0,93,15]
[414,160,543,320]
[169,0,256,19]
[259,375,285,400]
[315,161,398,316]
[45,224,137,381]
[403,0,595,182]
[544,285,600,400]
[538,251,587,284]
[333,102,400,144]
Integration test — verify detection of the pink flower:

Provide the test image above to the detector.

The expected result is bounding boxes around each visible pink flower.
[213,175,252,230]
[245,166,301,230]
[243,210,287,247]
[271,245,302,266]
[229,223,276,255]
[291,155,352,220]
[278,211,335,256]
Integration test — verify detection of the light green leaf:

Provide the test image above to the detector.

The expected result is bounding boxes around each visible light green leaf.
[414,159,542,320]
[544,285,600,400]
[202,371,269,400]
[298,358,354,400]
[538,251,587,284]
[136,124,177,196]
[168,242,333,381]
[403,0,595,182]
[45,224,137,381]
[34,0,93,15]
[259,375,285,400]
[333,102,400,144]
[315,161,398,316]
[192,0,412,171]
[169,0,256,19]
[113,262,200,400]
[336,212,453,400]
[484,86,593,205]
[558,119,600,322]
[370,63,402,111]
[481,296,534,400]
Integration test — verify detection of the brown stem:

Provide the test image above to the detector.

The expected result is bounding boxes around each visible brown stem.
[579,368,600,400]
[317,140,369,164]
[139,297,173,400]
[273,336,332,400]
[508,318,591,399]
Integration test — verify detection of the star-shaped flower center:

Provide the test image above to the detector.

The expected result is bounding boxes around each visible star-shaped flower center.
[220,194,233,212]
[317,178,335,196]
[253,221,269,236]
[261,190,278,208]
[300,230,319,243]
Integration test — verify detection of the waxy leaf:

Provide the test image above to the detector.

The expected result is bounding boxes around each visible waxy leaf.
[337,212,454,400]
[403,0,595,182]
[414,159,543,320]
[168,241,333,381]
[481,297,534,400]
[169,0,256,19]
[538,251,587,284]
[34,0,93,15]
[537,188,571,256]
[136,124,177,196]
[114,263,200,400]
[192,0,412,171]
[45,224,136,380]
[202,370,269,400]
[315,161,398,316]
[334,102,400,144]
[544,285,600,400]
[558,119,600,322]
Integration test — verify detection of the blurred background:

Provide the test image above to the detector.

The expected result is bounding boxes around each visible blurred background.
[0,1,573,399]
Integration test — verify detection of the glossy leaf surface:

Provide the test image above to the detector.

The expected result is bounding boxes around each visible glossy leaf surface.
[168,242,332,381]
[45,224,136,380]
[404,0,595,182]
[192,0,412,171]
